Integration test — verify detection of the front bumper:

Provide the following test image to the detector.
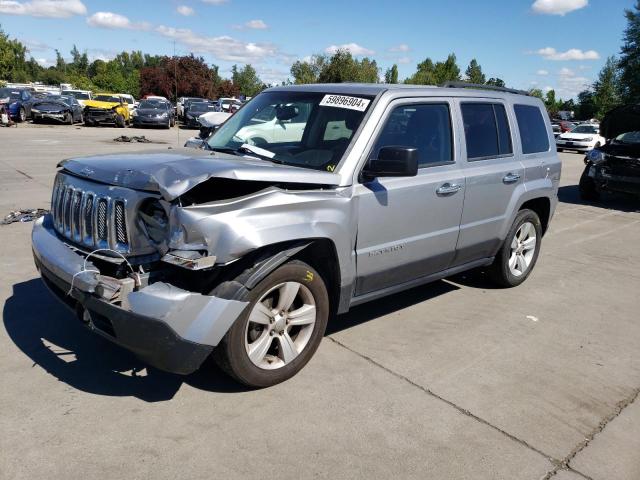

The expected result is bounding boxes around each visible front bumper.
[132,116,168,126]
[85,110,117,124]
[588,165,640,196]
[32,111,67,122]
[31,215,248,374]
[556,140,595,151]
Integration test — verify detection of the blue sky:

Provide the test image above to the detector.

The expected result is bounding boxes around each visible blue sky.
[0,0,633,98]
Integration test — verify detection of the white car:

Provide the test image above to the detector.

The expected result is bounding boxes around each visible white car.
[556,123,606,153]
[118,94,137,115]
[60,89,92,107]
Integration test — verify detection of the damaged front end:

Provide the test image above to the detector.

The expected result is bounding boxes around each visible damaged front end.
[33,150,349,374]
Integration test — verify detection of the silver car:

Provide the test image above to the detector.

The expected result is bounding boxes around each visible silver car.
[32,83,561,387]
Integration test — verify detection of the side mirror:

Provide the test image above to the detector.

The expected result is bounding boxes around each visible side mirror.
[362,146,418,180]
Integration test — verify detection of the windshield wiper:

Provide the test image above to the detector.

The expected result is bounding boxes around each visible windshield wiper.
[235,144,285,164]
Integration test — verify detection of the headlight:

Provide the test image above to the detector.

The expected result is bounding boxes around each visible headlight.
[31,108,40,113]
[586,149,606,165]
[138,199,169,244]
[582,137,593,142]
[132,110,138,117]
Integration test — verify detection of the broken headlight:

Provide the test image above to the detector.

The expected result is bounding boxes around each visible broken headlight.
[138,198,169,244]
[586,149,606,165]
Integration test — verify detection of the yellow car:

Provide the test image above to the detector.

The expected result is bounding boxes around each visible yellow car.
[83,93,131,127]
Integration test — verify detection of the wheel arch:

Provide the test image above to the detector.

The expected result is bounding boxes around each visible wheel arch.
[519,197,551,235]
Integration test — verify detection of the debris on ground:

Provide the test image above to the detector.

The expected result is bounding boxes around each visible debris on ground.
[113,135,152,143]
[1,209,49,225]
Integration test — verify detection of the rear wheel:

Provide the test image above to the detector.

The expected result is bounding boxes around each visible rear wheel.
[488,209,542,288]
[557,148,563,153]
[19,107,26,122]
[214,260,329,387]
[579,165,600,201]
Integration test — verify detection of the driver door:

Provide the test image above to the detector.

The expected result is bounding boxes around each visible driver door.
[354,100,465,296]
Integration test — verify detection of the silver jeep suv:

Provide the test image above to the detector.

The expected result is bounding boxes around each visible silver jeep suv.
[32,83,561,387]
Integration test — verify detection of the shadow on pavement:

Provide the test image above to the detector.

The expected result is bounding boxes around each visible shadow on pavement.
[558,185,639,212]
[3,279,249,402]
[5,275,468,400]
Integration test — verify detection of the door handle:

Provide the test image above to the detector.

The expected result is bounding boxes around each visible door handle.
[502,173,521,184]
[436,183,462,195]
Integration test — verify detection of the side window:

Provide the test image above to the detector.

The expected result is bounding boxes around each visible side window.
[461,102,512,160]
[514,104,550,154]
[371,103,453,168]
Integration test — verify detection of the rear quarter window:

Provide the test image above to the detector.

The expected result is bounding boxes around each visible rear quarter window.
[514,104,550,154]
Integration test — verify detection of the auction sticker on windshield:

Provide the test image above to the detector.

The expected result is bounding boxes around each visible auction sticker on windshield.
[320,95,370,112]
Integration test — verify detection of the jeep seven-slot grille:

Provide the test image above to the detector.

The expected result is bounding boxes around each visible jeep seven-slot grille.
[51,181,129,253]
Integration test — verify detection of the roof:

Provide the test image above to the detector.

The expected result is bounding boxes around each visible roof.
[266,83,533,100]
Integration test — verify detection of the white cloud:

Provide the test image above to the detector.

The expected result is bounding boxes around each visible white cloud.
[397,56,411,64]
[325,43,375,56]
[201,0,227,4]
[389,43,410,52]
[556,66,591,98]
[87,12,150,30]
[532,0,588,15]
[155,25,280,62]
[245,19,267,29]
[23,39,52,52]
[535,47,599,61]
[35,57,54,67]
[536,69,549,75]
[233,19,268,30]
[176,5,194,16]
[0,0,86,17]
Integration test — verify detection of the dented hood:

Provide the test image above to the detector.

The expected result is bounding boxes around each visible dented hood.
[59,148,341,200]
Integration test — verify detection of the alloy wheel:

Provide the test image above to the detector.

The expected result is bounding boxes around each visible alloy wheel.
[508,221,537,277]
[244,281,317,370]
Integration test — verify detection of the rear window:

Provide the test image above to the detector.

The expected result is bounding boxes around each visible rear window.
[514,104,550,154]
[461,103,512,160]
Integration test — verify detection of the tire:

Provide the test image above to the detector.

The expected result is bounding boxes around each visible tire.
[557,148,563,152]
[65,112,73,125]
[214,260,329,388]
[488,209,542,288]
[84,120,94,127]
[579,164,600,201]
[115,114,125,128]
[18,107,26,122]
[164,118,171,129]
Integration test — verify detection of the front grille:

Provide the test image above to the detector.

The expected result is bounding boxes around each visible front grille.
[51,179,130,253]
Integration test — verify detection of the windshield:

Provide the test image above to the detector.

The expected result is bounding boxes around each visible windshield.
[62,91,90,100]
[95,94,121,103]
[207,91,373,171]
[38,95,71,106]
[614,131,640,144]
[571,125,599,134]
[190,102,217,112]
[0,88,21,100]
[139,100,166,109]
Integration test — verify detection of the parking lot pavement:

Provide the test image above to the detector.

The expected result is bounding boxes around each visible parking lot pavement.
[1,124,639,479]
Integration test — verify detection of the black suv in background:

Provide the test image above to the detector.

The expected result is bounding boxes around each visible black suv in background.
[580,104,640,200]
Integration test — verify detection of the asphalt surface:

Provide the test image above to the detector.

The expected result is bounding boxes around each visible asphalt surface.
[0,123,639,480]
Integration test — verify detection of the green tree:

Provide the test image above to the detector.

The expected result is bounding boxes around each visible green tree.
[528,88,544,99]
[544,89,563,116]
[405,54,460,85]
[619,0,640,102]
[290,55,326,84]
[575,90,597,119]
[592,56,622,119]
[0,27,28,81]
[316,50,379,83]
[465,59,485,84]
[384,64,399,83]
[486,77,505,87]
[231,64,265,96]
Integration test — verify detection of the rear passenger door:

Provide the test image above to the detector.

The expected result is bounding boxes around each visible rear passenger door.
[354,100,465,295]
[453,100,524,265]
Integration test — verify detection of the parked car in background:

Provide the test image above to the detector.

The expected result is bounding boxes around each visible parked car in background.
[579,104,640,200]
[83,93,130,127]
[143,95,169,102]
[0,87,34,122]
[132,99,175,128]
[177,97,204,119]
[559,120,576,133]
[218,97,243,112]
[118,94,138,115]
[32,83,560,387]
[184,101,219,128]
[31,95,83,124]
[61,89,92,107]
[556,123,605,153]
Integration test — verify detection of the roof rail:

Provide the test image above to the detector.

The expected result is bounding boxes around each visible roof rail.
[440,81,530,96]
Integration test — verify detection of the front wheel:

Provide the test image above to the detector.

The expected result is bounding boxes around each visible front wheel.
[579,165,600,201]
[488,209,542,287]
[19,107,26,122]
[214,260,329,387]
[115,114,126,128]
